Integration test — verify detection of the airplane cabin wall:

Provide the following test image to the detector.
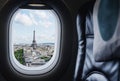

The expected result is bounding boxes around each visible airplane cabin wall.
[0,0,91,81]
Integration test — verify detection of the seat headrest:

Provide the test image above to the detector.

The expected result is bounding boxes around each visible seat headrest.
[93,0,120,61]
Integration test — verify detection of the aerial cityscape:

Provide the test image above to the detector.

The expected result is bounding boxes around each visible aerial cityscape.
[14,30,54,67]
[12,9,57,67]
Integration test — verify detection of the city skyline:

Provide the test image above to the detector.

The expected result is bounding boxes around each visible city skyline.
[11,9,58,44]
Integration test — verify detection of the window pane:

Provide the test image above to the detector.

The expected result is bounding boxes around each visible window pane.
[12,9,57,67]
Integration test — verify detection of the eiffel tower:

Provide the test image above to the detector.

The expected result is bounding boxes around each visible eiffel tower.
[31,30,37,50]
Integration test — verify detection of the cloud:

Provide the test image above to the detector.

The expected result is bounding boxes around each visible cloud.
[13,34,33,44]
[14,10,54,29]
[36,34,48,43]
[32,10,48,19]
[44,21,53,28]
[13,10,56,44]
[15,13,33,26]
[29,13,38,26]
[39,20,53,28]
[30,10,53,28]
[35,34,55,43]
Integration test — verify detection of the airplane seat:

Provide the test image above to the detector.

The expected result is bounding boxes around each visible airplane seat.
[74,1,119,81]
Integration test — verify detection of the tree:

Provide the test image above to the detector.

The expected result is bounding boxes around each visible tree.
[14,49,25,64]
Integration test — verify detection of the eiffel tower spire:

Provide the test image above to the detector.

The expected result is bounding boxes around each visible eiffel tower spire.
[31,30,37,49]
[33,30,35,41]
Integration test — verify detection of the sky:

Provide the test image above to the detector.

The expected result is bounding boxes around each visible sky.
[11,9,59,44]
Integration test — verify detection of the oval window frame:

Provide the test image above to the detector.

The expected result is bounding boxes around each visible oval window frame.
[10,7,61,75]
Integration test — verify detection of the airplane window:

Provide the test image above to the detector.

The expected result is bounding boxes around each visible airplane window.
[0,0,73,80]
[9,5,61,75]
